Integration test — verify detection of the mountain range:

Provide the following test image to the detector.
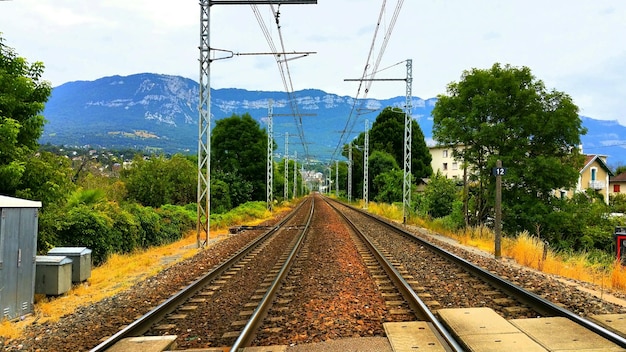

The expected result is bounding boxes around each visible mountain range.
[41,73,626,168]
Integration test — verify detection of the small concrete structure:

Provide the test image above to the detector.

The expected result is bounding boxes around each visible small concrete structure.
[384,321,445,351]
[106,336,177,352]
[511,316,624,351]
[47,247,92,282]
[437,307,547,351]
[35,255,72,296]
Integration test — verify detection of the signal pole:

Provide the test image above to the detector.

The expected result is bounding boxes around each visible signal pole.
[348,142,352,202]
[364,119,369,209]
[266,100,273,211]
[196,0,317,248]
[344,59,413,219]
[335,160,339,198]
[284,132,289,200]
[293,151,297,198]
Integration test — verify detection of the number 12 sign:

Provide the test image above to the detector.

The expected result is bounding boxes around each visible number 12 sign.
[492,167,506,176]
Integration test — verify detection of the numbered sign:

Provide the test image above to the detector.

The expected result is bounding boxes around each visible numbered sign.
[492,167,506,176]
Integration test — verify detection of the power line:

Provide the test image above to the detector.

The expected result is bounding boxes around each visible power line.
[251,4,312,162]
[330,0,405,163]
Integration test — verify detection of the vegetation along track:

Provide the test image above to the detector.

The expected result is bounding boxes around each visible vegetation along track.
[8,193,626,351]
[328,196,626,348]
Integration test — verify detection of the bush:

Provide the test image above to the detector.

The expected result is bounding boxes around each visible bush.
[54,204,114,265]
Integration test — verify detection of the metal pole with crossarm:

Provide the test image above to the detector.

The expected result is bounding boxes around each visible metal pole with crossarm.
[197,0,317,248]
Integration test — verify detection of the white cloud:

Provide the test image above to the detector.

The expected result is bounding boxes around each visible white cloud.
[2,0,626,126]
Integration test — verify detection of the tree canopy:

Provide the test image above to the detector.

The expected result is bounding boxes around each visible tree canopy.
[432,63,586,235]
[211,113,268,206]
[0,36,52,195]
[343,107,432,202]
[369,107,432,179]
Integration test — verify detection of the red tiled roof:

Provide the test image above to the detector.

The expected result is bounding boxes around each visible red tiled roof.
[612,172,626,182]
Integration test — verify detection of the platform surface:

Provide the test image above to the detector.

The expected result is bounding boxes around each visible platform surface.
[511,316,625,351]
[437,307,547,352]
[384,321,446,352]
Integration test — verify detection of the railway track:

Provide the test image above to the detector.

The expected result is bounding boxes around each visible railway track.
[327,196,626,350]
[12,193,626,351]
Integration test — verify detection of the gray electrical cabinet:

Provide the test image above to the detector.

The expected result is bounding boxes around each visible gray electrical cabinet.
[0,195,42,320]
[47,247,92,282]
[34,256,72,296]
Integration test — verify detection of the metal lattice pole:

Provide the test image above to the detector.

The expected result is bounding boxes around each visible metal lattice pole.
[196,0,211,248]
[267,99,273,210]
[284,132,289,200]
[348,142,352,202]
[293,151,297,198]
[335,160,339,198]
[364,119,369,209]
[196,1,316,249]
[402,59,413,224]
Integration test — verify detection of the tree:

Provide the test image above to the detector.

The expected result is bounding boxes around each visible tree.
[15,151,76,206]
[122,154,196,207]
[211,113,268,206]
[373,169,404,203]
[369,107,432,179]
[432,63,586,235]
[343,108,432,201]
[369,150,399,200]
[423,171,459,218]
[0,35,52,195]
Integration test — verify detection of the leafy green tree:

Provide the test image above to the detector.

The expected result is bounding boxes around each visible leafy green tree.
[369,150,399,200]
[211,113,268,205]
[0,36,52,195]
[122,154,196,207]
[423,171,459,218]
[615,165,626,176]
[369,107,432,179]
[432,63,586,235]
[15,151,76,206]
[373,169,404,203]
[211,178,232,213]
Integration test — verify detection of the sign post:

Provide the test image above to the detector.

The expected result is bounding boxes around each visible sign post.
[492,160,505,259]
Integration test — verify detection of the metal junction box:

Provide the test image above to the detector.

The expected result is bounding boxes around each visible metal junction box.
[35,256,72,296]
[47,247,92,283]
[0,195,42,320]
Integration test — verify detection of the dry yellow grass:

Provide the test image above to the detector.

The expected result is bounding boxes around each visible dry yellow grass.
[0,203,294,341]
[366,201,626,295]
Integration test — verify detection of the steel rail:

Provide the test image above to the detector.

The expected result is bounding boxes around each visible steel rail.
[230,196,315,351]
[325,197,464,352]
[330,197,626,348]
[89,198,310,352]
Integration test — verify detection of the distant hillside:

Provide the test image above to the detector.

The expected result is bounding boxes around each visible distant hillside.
[41,73,626,167]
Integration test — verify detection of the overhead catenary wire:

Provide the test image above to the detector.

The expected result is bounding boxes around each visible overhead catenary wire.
[330,0,405,164]
[250,4,311,162]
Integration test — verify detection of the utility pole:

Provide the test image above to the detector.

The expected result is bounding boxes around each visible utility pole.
[266,99,273,211]
[196,0,317,248]
[335,160,339,198]
[284,132,289,200]
[402,59,413,225]
[344,61,413,212]
[293,151,297,198]
[348,142,352,202]
[364,119,369,209]
[494,159,504,259]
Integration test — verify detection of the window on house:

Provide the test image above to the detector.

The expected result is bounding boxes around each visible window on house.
[560,190,567,199]
[591,168,597,181]
[443,163,448,171]
[443,150,448,158]
[615,184,621,193]
[452,162,458,170]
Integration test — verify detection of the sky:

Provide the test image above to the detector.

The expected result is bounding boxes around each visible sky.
[2,0,626,125]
